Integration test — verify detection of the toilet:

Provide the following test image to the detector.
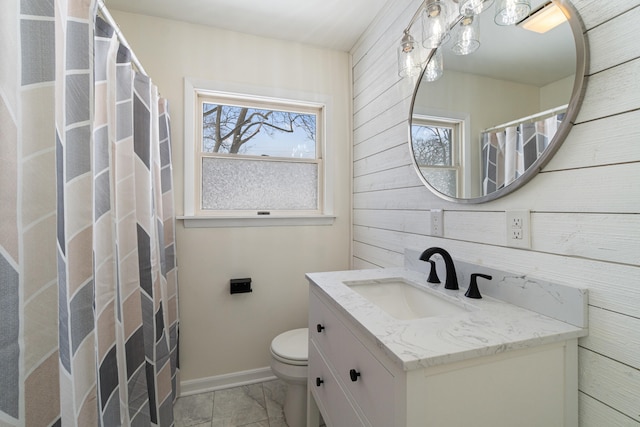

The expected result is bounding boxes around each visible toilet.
[270,328,309,427]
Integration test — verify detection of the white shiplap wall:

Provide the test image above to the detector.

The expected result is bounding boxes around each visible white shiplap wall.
[350,0,640,425]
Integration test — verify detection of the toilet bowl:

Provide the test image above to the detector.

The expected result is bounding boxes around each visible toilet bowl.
[270,328,308,427]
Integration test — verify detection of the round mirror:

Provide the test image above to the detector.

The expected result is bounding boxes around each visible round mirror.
[409,0,586,203]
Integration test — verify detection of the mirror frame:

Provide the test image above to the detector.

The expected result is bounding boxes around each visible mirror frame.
[408,0,588,204]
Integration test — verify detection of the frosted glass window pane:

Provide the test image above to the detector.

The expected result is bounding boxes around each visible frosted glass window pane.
[420,168,457,196]
[202,157,318,211]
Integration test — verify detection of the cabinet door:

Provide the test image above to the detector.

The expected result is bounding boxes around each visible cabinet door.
[310,291,395,427]
[309,340,366,427]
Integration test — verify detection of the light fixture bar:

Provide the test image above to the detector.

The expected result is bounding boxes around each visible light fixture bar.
[403,0,427,34]
[518,1,567,33]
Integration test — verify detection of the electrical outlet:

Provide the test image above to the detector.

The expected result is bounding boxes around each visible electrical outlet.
[506,210,530,248]
[512,228,523,240]
[430,209,444,237]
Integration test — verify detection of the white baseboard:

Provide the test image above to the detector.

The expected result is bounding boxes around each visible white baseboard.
[179,367,277,397]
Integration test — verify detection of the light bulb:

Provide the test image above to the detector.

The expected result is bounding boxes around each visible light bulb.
[422,1,451,48]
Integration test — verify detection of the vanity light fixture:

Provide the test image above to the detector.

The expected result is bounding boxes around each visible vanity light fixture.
[423,48,444,81]
[494,0,531,25]
[397,0,450,78]
[518,1,566,33]
[396,0,535,79]
[422,0,452,48]
[451,15,480,55]
[397,30,423,77]
[458,0,495,16]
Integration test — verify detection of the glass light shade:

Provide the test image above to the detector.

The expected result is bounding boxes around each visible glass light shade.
[397,32,422,78]
[422,0,451,48]
[423,48,444,82]
[494,0,531,25]
[451,16,480,55]
[459,0,495,16]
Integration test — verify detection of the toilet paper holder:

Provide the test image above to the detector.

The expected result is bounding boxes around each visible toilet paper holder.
[230,278,252,294]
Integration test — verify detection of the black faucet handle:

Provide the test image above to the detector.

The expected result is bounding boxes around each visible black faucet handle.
[465,273,492,299]
[427,260,441,284]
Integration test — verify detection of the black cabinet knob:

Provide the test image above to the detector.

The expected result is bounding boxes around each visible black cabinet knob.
[349,369,361,382]
[315,377,324,387]
[316,324,325,333]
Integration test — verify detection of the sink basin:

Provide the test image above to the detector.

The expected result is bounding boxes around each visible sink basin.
[344,278,469,320]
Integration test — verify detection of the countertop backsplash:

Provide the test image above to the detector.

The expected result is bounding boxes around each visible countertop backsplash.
[404,248,588,328]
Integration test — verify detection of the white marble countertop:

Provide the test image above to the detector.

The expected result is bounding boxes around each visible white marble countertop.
[306,267,588,371]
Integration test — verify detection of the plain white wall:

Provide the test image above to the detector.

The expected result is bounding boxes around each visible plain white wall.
[110,11,353,383]
[540,74,575,110]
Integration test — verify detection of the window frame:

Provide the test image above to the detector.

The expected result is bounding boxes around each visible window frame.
[411,114,467,198]
[196,92,324,216]
[181,78,335,228]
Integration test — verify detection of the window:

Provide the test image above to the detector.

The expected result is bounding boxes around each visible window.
[182,79,334,227]
[411,115,463,197]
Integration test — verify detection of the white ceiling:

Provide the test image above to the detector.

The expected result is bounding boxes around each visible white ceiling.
[103,0,578,86]
[103,0,390,52]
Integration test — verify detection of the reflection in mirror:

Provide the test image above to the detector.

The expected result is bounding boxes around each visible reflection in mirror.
[409,0,585,203]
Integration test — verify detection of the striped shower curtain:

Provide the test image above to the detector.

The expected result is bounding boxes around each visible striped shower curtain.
[0,0,179,425]
[481,113,564,195]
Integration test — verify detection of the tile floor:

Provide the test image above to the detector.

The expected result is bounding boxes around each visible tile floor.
[174,380,290,427]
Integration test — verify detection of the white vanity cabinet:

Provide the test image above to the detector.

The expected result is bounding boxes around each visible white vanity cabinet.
[308,288,395,427]
[307,285,580,427]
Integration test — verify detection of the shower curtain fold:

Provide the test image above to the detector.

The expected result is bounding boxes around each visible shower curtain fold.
[0,1,178,426]
[481,112,564,195]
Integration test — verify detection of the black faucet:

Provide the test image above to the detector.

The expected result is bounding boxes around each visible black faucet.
[465,273,492,299]
[419,247,459,290]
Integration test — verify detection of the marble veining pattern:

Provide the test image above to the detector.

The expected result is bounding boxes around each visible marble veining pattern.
[174,380,290,427]
[306,266,588,372]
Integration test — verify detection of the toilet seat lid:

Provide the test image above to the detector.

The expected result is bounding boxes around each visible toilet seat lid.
[271,328,308,362]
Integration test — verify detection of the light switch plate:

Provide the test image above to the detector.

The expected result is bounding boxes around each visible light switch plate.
[430,209,444,237]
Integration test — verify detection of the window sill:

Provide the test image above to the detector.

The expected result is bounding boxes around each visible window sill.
[178,215,336,228]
